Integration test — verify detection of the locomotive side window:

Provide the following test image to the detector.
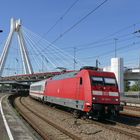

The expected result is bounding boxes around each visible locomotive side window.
[91,77,103,86]
[80,77,83,85]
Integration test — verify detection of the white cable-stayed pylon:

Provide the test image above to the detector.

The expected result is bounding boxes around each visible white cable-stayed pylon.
[0,18,86,76]
[0,18,33,76]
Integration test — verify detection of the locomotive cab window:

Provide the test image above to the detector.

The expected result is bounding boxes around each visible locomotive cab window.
[91,76,104,86]
[104,78,116,86]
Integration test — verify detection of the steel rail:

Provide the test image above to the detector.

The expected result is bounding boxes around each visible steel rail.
[14,96,80,140]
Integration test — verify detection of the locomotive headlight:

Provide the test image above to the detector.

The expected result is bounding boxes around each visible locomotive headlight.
[115,98,118,101]
[93,97,96,100]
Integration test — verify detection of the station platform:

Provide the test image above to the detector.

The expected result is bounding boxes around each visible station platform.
[121,96,140,107]
[0,93,40,140]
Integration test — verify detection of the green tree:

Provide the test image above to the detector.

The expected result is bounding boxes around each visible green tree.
[130,81,140,91]
[124,81,130,91]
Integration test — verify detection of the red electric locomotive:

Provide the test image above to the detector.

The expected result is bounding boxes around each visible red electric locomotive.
[30,67,122,118]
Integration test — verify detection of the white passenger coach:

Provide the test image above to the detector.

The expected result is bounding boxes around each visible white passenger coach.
[29,79,47,100]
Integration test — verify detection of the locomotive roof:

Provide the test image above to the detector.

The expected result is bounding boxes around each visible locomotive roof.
[51,71,78,80]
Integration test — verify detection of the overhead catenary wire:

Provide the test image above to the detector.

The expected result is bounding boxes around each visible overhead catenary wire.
[48,0,108,45]
[34,0,80,47]
[35,32,136,54]
[80,41,140,60]
[46,0,80,35]
[38,0,109,54]
[60,21,140,51]
[61,32,135,51]
[24,26,137,55]
[75,36,136,52]
[23,25,140,70]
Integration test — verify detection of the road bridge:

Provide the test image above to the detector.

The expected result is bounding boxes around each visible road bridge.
[124,70,140,81]
[0,71,72,82]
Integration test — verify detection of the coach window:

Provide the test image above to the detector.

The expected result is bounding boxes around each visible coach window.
[80,77,83,85]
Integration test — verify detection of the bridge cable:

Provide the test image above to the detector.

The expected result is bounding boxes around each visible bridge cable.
[23,28,75,69]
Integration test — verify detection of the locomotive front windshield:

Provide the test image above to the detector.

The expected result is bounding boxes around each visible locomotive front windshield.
[104,78,116,86]
[91,76,117,86]
[91,77,104,86]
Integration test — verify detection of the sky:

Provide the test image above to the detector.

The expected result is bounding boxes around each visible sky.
[0,0,140,74]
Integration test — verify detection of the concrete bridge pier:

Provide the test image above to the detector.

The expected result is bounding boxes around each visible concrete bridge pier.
[111,58,124,94]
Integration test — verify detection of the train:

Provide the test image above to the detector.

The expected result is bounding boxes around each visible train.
[29,67,122,118]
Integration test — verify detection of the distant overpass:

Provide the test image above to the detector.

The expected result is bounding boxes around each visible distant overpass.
[0,71,72,82]
[103,58,140,93]
[124,68,140,81]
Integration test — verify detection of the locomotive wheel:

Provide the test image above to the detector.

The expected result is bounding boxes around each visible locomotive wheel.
[112,111,119,119]
[73,110,81,119]
[81,114,87,120]
[42,97,45,104]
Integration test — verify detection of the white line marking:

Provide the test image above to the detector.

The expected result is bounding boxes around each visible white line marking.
[126,103,140,107]
[0,95,14,140]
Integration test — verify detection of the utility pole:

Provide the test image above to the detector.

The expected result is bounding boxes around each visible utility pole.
[114,38,118,58]
[96,59,100,68]
[73,47,76,70]
[96,59,98,68]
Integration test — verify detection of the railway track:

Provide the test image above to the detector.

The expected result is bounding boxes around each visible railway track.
[87,119,140,140]
[124,106,140,112]
[13,95,140,140]
[120,111,140,118]
[119,106,140,118]
[14,96,80,140]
